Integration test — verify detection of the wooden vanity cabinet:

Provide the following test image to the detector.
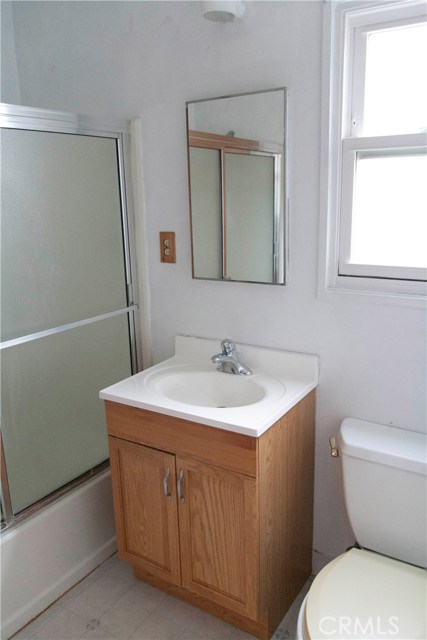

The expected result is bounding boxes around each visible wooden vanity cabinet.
[105,390,315,640]
[109,437,258,619]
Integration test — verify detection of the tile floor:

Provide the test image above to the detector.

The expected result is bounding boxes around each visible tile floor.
[12,554,312,640]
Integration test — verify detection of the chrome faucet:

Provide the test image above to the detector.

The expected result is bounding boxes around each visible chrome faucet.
[211,339,252,376]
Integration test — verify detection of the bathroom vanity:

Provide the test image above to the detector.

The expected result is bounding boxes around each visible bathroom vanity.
[101,336,318,640]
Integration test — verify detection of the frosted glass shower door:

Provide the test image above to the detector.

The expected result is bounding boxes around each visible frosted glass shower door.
[1,130,128,340]
[1,127,135,516]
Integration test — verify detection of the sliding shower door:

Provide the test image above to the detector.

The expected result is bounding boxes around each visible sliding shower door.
[0,112,138,523]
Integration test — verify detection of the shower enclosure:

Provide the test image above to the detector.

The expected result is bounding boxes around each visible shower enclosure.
[0,104,139,530]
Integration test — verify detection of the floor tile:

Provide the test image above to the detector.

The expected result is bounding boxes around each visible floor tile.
[95,574,166,638]
[149,595,201,628]
[178,609,243,640]
[64,570,136,621]
[32,607,88,640]
[96,556,134,579]
[271,629,292,640]
[56,575,98,610]
[11,552,312,640]
[128,614,186,640]
[87,555,120,581]
[81,625,119,640]
[116,580,167,612]
[227,627,258,640]
[10,603,65,639]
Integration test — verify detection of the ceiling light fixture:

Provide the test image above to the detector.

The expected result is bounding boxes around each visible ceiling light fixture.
[201,1,245,23]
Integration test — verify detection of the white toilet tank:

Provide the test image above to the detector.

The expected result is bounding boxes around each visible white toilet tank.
[338,418,427,568]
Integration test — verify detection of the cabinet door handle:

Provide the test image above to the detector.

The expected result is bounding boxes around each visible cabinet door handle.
[163,467,172,501]
[177,469,185,503]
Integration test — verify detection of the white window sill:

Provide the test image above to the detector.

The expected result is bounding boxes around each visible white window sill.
[318,272,427,308]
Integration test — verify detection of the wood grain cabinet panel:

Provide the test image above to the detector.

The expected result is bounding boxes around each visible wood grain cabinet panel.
[108,437,181,586]
[105,390,315,640]
[177,457,258,619]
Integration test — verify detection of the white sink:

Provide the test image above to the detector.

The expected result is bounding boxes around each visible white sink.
[100,335,319,437]
[146,366,285,408]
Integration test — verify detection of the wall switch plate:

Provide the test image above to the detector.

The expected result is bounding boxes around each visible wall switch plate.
[160,231,176,263]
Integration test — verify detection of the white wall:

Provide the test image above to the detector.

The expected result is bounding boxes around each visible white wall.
[0,1,21,103]
[3,0,426,570]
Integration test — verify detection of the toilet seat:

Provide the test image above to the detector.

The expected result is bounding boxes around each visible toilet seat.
[303,548,426,639]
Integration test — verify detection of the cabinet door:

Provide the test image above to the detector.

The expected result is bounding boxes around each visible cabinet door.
[176,457,259,620]
[109,437,181,585]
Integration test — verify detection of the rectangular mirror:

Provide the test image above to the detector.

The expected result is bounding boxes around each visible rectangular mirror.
[186,88,287,284]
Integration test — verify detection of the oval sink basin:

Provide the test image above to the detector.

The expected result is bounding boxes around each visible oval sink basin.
[143,365,287,410]
[152,370,266,408]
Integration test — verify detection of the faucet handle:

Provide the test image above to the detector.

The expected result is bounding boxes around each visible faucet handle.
[221,339,236,355]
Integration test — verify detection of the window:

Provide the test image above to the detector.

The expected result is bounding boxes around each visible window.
[321,1,427,300]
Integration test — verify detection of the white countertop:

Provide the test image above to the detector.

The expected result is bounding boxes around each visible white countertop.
[100,335,319,437]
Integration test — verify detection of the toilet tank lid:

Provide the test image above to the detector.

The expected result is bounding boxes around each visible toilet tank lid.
[338,418,426,475]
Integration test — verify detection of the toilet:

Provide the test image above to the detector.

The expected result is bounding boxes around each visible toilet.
[297,418,427,640]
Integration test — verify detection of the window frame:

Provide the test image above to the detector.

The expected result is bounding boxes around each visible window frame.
[319,0,427,303]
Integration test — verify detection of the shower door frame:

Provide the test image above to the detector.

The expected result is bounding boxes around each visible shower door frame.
[0,103,141,531]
